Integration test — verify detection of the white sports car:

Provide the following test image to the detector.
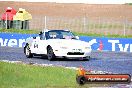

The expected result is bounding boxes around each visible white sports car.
[24,29,91,61]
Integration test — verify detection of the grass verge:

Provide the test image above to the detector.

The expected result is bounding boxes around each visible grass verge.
[0,28,39,34]
[0,61,112,88]
[0,28,132,38]
[74,32,132,38]
[0,61,77,88]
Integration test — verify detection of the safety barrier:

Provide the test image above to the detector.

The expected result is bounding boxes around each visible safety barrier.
[0,33,132,52]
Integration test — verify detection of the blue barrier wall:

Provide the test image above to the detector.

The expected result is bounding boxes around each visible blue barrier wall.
[0,33,37,47]
[0,33,132,52]
[79,36,132,52]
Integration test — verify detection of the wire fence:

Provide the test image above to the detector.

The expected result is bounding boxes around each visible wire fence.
[29,16,132,35]
[0,15,132,35]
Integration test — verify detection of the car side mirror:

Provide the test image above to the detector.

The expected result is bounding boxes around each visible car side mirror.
[75,36,79,39]
[39,31,43,36]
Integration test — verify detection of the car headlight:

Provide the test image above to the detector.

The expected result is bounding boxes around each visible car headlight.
[60,46,68,49]
[85,47,91,49]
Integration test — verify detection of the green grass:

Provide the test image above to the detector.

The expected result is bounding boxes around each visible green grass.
[0,61,111,88]
[0,61,78,88]
[125,3,132,5]
[74,32,132,38]
[0,28,39,34]
[0,28,132,38]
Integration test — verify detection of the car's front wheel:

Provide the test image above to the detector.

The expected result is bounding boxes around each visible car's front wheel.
[25,44,33,58]
[47,46,56,61]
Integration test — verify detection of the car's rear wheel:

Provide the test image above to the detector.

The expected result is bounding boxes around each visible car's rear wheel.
[47,46,55,61]
[25,44,33,58]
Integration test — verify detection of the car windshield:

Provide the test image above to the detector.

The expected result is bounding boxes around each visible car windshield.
[45,30,76,40]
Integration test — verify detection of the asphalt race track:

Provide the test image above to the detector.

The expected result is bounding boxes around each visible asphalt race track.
[1,46,132,87]
[0,46,132,75]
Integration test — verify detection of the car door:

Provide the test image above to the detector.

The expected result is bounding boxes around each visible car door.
[37,33,47,54]
[30,36,40,54]
[31,32,47,54]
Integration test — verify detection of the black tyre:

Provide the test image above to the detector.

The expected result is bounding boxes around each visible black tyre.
[76,75,86,85]
[25,44,33,58]
[47,46,55,61]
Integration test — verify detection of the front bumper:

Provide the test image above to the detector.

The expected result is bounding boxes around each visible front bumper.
[53,48,91,58]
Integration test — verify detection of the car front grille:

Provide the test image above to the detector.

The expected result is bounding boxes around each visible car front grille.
[67,52,84,55]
